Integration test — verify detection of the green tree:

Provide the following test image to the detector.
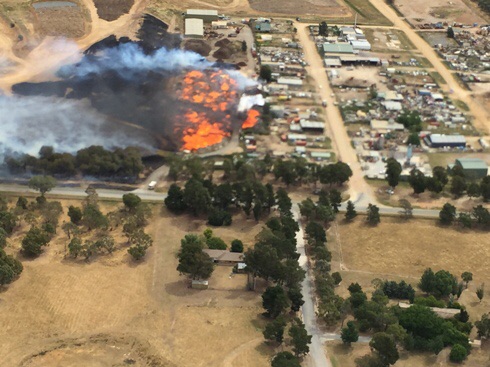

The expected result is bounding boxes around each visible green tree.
[260,65,272,82]
[68,237,83,258]
[408,168,426,194]
[16,196,28,210]
[439,203,457,225]
[458,212,472,228]
[288,287,305,312]
[367,204,380,226]
[0,228,7,248]
[207,208,232,226]
[177,234,214,280]
[122,193,141,212]
[407,132,420,146]
[398,199,413,219]
[397,110,422,132]
[263,317,286,344]
[450,176,467,197]
[345,200,357,221]
[449,344,467,363]
[262,285,290,318]
[332,271,342,285]
[271,352,301,367]
[21,226,50,257]
[476,283,485,302]
[369,332,399,366]
[82,204,109,230]
[241,40,247,52]
[481,176,490,202]
[231,239,244,253]
[426,177,444,194]
[461,272,473,288]
[329,189,342,213]
[475,313,490,338]
[289,319,312,356]
[472,205,490,227]
[385,158,402,188]
[0,248,23,285]
[183,179,211,216]
[341,321,359,345]
[68,206,83,225]
[467,182,481,198]
[28,175,57,196]
[61,222,79,240]
[433,166,449,186]
[319,21,328,36]
[0,211,18,234]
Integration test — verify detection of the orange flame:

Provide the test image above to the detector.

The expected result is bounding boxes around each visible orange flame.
[176,69,239,151]
[242,109,260,129]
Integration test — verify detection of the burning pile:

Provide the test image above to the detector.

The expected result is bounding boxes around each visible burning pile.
[176,69,238,151]
[175,69,261,151]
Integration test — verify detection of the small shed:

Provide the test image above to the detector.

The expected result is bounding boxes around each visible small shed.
[211,21,228,29]
[310,151,332,161]
[425,134,466,148]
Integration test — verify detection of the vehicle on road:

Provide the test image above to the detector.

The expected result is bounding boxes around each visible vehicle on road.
[148,181,157,190]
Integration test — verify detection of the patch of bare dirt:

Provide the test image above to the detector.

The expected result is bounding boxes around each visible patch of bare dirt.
[249,0,342,15]
[93,0,134,21]
[183,39,211,56]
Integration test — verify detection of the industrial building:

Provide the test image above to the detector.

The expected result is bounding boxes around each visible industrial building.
[184,18,204,38]
[185,9,219,22]
[370,119,404,132]
[299,120,325,133]
[424,134,467,148]
[450,158,488,179]
[321,43,355,55]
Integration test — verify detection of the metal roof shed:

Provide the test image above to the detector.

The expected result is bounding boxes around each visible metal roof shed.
[185,9,219,22]
[426,134,466,148]
[185,18,204,38]
[322,43,354,54]
[454,158,488,179]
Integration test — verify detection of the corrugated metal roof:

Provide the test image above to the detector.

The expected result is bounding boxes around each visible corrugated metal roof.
[429,134,466,144]
[322,43,354,54]
[185,18,204,36]
[456,158,488,170]
[311,152,332,158]
[300,120,324,129]
[186,9,218,16]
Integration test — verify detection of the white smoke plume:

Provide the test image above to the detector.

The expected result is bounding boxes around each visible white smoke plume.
[0,95,153,157]
[59,43,212,79]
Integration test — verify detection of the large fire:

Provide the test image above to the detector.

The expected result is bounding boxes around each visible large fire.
[176,69,238,151]
[175,69,260,151]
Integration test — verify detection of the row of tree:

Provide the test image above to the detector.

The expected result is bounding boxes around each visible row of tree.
[385,159,490,201]
[439,203,490,229]
[5,145,144,179]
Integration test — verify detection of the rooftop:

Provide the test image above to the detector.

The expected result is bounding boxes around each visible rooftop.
[186,9,218,16]
[429,134,466,144]
[185,18,204,36]
[455,158,488,170]
[322,43,354,54]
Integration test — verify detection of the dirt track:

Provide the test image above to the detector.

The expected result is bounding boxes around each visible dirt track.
[295,22,378,206]
[368,0,490,134]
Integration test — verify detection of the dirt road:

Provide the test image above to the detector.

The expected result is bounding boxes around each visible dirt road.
[295,22,377,207]
[368,0,490,133]
[0,0,147,91]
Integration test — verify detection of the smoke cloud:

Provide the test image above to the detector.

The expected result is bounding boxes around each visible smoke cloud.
[0,95,154,157]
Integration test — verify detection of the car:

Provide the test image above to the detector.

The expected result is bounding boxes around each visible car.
[322,100,327,107]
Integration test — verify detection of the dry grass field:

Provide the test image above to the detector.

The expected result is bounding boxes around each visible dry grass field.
[331,218,490,322]
[0,198,272,366]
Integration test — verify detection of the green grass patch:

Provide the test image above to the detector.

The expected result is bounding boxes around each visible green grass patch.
[429,71,447,85]
[342,0,392,25]
[453,99,470,112]
[415,56,433,68]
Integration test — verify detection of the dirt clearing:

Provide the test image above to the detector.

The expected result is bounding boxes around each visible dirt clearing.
[34,6,86,38]
[249,0,346,16]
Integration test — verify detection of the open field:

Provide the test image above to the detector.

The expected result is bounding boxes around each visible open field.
[0,197,271,366]
[326,340,490,367]
[249,0,344,15]
[393,0,488,25]
[341,0,392,25]
[332,218,490,323]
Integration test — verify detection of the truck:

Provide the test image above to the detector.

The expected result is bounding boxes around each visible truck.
[148,181,157,190]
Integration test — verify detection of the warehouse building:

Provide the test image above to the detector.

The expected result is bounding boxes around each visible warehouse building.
[450,158,488,179]
[299,120,325,133]
[424,134,466,148]
[185,18,204,38]
[185,9,219,22]
[321,42,355,56]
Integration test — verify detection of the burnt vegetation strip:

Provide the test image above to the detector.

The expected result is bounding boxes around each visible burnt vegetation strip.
[92,0,134,21]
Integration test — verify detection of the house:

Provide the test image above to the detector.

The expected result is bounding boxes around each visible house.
[310,151,332,161]
[424,134,466,148]
[382,101,402,111]
[185,9,219,22]
[451,158,488,179]
[255,22,271,32]
[185,18,204,38]
[299,120,325,133]
[202,249,244,265]
[350,40,371,50]
[211,20,228,29]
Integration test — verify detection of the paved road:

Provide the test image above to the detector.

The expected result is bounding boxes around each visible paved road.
[294,206,333,367]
